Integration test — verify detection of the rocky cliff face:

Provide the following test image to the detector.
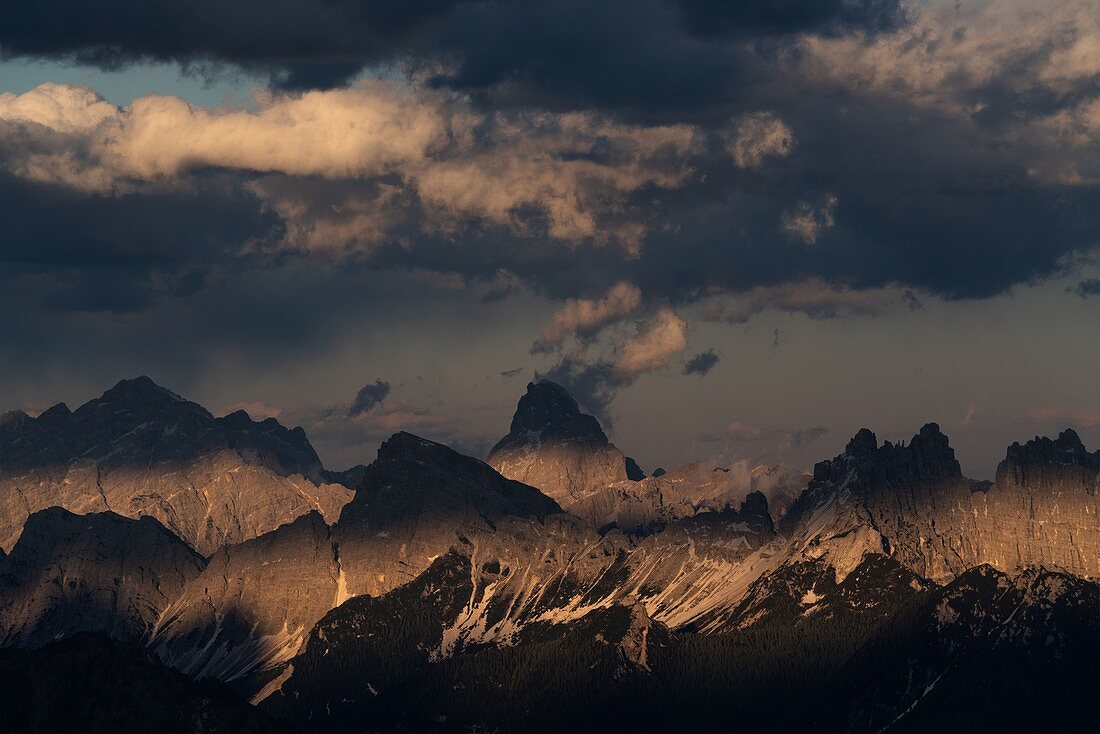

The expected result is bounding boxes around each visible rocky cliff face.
[1,376,1097,731]
[139,418,1099,688]
[145,432,564,681]
[0,507,205,647]
[0,377,354,555]
[334,431,562,599]
[487,382,632,507]
[150,510,343,681]
[780,424,1100,583]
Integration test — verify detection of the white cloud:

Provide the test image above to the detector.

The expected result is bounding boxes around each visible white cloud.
[799,0,1100,185]
[0,81,702,254]
[613,307,688,375]
[540,281,643,346]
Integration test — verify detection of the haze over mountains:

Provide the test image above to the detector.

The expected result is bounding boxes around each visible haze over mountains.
[0,377,1097,733]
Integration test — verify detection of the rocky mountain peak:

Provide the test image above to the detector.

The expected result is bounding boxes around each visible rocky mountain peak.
[995,427,1099,490]
[493,381,609,453]
[97,376,191,413]
[846,428,878,456]
[906,422,961,479]
[1002,428,1097,469]
[0,377,356,555]
[834,423,961,482]
[487,382,634,512]
[376,430,455,462]
[347,431,562,522]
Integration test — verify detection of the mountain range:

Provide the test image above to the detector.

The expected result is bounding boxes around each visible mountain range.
[0,377,1096,733]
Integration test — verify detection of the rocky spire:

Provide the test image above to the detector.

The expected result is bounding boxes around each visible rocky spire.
[487,381,634,509]
[490,381,610,455]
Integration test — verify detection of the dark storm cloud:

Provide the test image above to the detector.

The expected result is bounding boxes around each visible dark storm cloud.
[683,349,719,376]
[0,0,903,94]
[426,0,910,115]
[348,379,391,416]
[0,173,276,312]
[0,0,466,89]
[671,0,908,38]
[0,0,1096,352]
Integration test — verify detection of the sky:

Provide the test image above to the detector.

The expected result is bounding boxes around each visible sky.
[1,0,1097,479]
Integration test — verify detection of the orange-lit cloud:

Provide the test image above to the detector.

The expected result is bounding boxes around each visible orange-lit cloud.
[0,81,702,253]
[539,281,643,346]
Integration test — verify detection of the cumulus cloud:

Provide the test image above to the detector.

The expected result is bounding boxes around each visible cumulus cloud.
[0,81,701,253]
[683,348,720,376]
[537,307,692,423]
[725,112,795,169]
[613,307,689,375]
[348,379,391,416]
[799,0,1100,186]
[538,281,643,347]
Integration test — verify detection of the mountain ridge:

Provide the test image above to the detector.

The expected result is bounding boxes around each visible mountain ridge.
[0,376,1096,732]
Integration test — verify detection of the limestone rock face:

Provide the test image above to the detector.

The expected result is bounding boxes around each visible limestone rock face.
[781,424,1100,583]
[0,507,205,647]
[334,431,562,598]
[150,510,342,681]
[488,381,631,508]
[0,376,354,555]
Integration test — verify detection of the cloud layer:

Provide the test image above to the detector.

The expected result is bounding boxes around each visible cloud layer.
[1,0,1097,443]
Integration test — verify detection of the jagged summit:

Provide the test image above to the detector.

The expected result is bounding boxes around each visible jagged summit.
[1003,427,1098,467]
[0,376,355,555]
[490,381,609,455]
[818,423,962,486]
[845,427,878,455]
[996,426,1099,490]
[488,381,634,511]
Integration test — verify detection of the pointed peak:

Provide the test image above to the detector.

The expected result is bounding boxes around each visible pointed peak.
[492,380,610,456]
[37,402,71,419]
[917,422,946,438]
[101,376,184,405]
[1056,428,1085,450]
[514,381,584,427]
[846,428,878,455]
[217,409,255,430]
